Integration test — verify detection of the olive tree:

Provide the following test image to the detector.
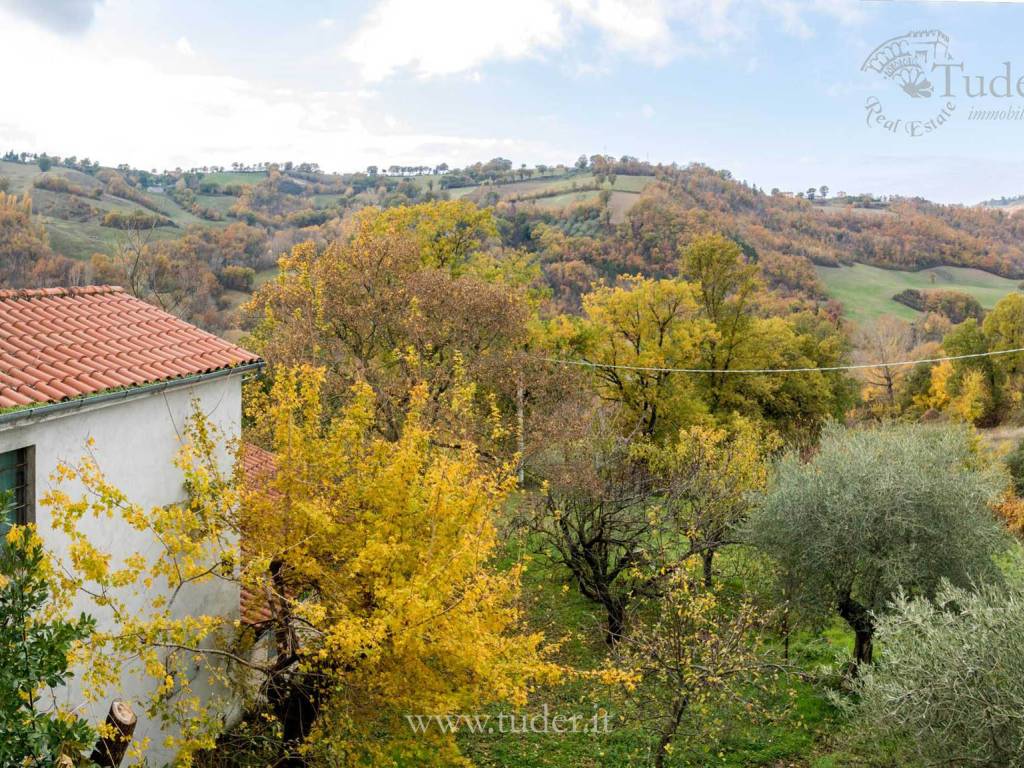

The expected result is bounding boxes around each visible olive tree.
[745,422,1008,665]
[848,583,1024,767]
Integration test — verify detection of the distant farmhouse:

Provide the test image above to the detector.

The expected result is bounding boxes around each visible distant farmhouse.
[0,286,262,764]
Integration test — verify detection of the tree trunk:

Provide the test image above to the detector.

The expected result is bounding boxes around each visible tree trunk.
[781,604,790,662]
[265,560,322,766]
[271,674,324,768]
[604,597,626,646]
[702,549,714,588]
[853,628,874,665]
[837,592,875,666]
[516,374,525,487]
[654,732,671,768]
[89,700,137,768]
[653,696,687,768]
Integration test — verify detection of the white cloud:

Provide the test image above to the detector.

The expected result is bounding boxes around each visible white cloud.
[175,35,195,56]
[767,0,813,39]
[316,17,335,29]
[641,103,656,119]
[344,0,566,81]
[0,8,566,171]
[809,0,866,26]
[342,0,864,81]
[564,0,674,60]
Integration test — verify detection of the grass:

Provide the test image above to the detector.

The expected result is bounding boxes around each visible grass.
[444,172,655,208]
[608,191,640,224]
[194,193,238,213]
[451,172,655,219]
[220,266,280,343]
[0,159,41,193]
[202,171,267,186]
[531,190,602,210]
[311,193,347,208]
[253,265,279,289]
[455,521,847,768]
[608,175,655,193]
[816,263,1022,325]
[44,217,181,259]
[507,173,655,198]
[0,160,236,258]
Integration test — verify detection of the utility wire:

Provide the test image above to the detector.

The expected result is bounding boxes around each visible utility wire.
[537,346,1024,375]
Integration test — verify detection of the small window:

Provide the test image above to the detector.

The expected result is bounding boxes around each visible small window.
[0,446,34,534]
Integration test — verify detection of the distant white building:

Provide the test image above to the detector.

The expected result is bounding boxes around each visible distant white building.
[0,286,262,765]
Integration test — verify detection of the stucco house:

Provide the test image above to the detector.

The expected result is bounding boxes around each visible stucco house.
[0,285,262,764]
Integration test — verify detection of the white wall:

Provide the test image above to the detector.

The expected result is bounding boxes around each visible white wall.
[0,374,245,767]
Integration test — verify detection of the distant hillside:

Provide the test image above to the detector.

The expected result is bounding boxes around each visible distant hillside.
[5,150,1024,330]
[816,263,1020,324]
[449,172,656,223]
[0,155,657,260]
[0,159,218,259]
[982,194,1024,213]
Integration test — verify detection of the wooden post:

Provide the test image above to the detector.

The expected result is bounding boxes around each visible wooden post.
[89,700,137,768]
[516,372,525,487]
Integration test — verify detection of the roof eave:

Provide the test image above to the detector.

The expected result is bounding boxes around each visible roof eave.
[0,361,264,429]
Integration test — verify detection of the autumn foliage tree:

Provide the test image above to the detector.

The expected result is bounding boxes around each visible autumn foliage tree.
[0,192,83,288]
[43,366,556,765]
[615,567,772,768]
[571,235,851,441]
[853,315,914,411]
[579,275,703,439]
[526,403,661,644]
[236,367,556,763]
[680,233,759,410]
[246,203,529,447]
[639,417,776,587]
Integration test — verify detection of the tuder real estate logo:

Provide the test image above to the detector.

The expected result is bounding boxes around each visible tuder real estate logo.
[862,30,1024,137]
[862,30,957,137]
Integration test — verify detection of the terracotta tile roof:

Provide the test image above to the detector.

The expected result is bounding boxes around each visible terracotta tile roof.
[241,442,279,491]
[239,443,279,628]
[0,286,261,410]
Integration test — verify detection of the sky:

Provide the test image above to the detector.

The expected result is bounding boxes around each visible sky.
[1,0,1024,203]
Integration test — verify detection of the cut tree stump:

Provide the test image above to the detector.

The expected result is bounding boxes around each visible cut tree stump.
[89,699,138,768]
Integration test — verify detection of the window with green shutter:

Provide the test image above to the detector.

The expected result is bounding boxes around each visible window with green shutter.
[0,446,34,536]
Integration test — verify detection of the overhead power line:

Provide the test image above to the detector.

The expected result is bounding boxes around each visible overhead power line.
[537,346,1024,375]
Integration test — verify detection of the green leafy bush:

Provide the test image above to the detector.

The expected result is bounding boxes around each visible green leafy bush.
[0,517,96,765]
[1005,438,1024,494]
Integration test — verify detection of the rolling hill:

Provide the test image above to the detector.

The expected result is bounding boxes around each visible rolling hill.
[6,151,1024,336]
[816,263,1022,324]
[0,159,227,259]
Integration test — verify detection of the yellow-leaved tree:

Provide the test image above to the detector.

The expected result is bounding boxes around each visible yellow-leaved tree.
[238,366,557,765]
[245,202,529,448]
[42,365,557,766]
[637,417,778,587]
[579,275,705,439]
